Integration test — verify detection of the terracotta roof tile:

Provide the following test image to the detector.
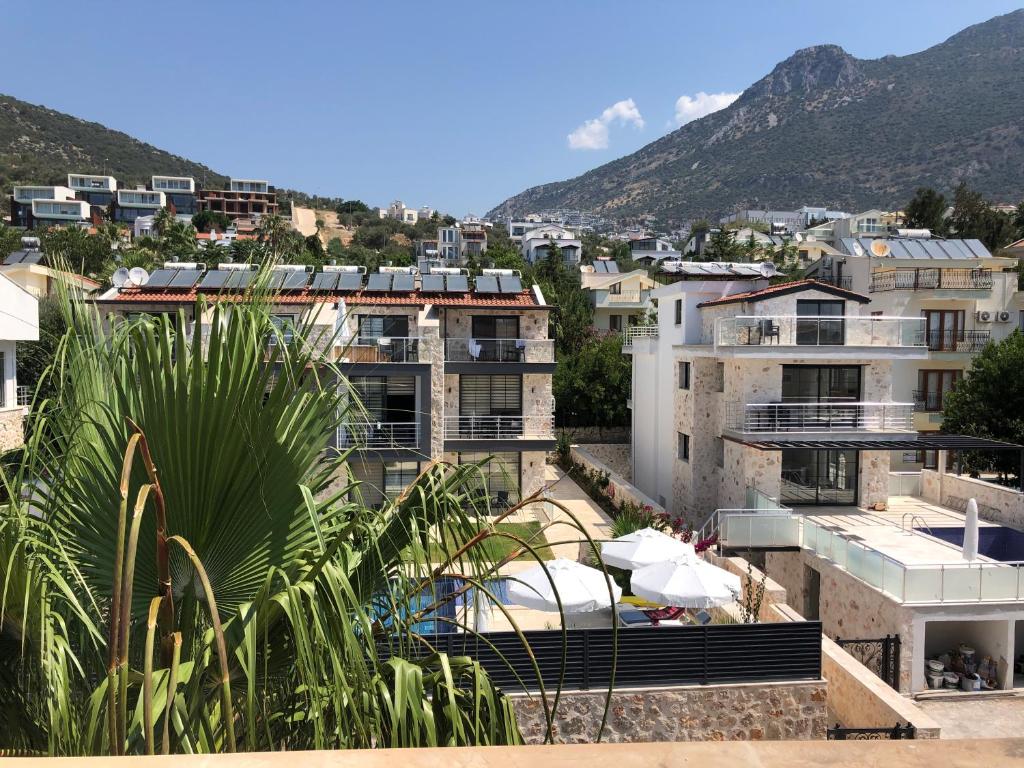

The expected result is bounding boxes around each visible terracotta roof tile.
[100,288,548,309]
[696,279,870,308]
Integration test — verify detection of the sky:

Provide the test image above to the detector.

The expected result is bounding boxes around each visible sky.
[4,1,1023,216]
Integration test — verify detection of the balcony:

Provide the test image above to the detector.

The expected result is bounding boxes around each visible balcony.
[336,422,418,449]
[924,329,990,353]
[715,316,925,349]
[912,389,946,413]
[595,290,650,309]
[622,325,658,348]
[338,336,423,363]
[725,401,915,434]
[815,275,852,290]
[444,414,554,440]
[444,338,554,364]
[869,268,993,293]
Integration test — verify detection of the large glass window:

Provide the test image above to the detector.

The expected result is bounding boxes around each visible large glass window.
[922,309,965,351]
[916,370,961,412]
[782,365,860,402]
[796,299,845,345]
[471,316,521,360]
[458,451,521,508]
[350,460,419,508]
[357,315,410,342]
[457,375,522,438]
[351,375,416,423]
[781,449,858,505]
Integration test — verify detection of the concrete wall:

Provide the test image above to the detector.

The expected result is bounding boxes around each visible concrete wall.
[920,467,1024,529]
[510,681,828,744]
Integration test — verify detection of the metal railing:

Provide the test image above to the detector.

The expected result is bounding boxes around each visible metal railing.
[338,336,423,363]
[816,275,852,290]
[622,325,658,347]
[869,268,993,293]
[337,421,419,449]
[444,414,554,440]
[725,401,915,433]
[923,329,990,352]
[16,385,31,407]
[444,338,554,363]
[912,389,944,412]
[803,518,1024,604]
[715,316,925,348]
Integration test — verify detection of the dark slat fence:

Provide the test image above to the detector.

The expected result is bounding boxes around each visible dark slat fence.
[393,621,822,692]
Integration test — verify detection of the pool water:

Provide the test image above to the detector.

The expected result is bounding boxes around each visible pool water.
[373,577,513,635]
[918,525,1024,563]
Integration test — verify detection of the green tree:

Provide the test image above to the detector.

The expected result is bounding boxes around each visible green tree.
[41,226,112,278]
[191,210,231,233]
[0,222,23,256]
[942,330,1024,481]
[554,334,630,428]
[14,294,67,402]
[948,182,1017,251]
[904,187,948,233]
[703,229,742,261]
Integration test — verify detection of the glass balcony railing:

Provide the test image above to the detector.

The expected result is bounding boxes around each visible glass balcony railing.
[714,316,926,348]
[444,338,554,363]
[725,401,915,433]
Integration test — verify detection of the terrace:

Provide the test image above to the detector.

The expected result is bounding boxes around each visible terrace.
[444,337,554,363]
[869,268,993,293]
[724,401,916,435]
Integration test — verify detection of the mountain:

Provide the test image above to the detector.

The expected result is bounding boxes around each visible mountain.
[0,94,228,198]
[487,10,1024,224]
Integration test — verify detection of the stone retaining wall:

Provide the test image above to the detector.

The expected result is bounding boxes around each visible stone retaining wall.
[920,468,1024,529]
[510,681,827,743]
[557,426,630,444]
[577,443,631,481]
[0,408,25,452]
[570,446,666,518]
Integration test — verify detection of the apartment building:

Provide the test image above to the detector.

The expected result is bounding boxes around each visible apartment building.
[807,235,1021,469]
[520,224,582,265]
[0,271,39,452]
[799,209,901,246]
[66,173,117,208]
[93,264,555,509]
[579,259,655,332]
[151,175,198,215]
[114,188,166,224]
[2,237,99,297]
[628,236,681,267]
[9,186,79,228]
[198,178,278,220]
[376,200,427,224]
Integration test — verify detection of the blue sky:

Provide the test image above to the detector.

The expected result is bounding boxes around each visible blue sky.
[4,1,1022,215]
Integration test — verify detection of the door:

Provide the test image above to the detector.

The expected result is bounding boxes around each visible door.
[471,316,520,361]
[459,375,523,437]
[781,449,859,505]
[796,299,845,345]
[804,566,821,620]
[922,309,964,351]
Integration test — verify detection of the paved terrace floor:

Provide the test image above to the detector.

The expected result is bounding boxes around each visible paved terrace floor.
[806,496,998,565]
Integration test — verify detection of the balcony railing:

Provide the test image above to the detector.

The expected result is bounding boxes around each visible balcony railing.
[337,421,418,449]
[912,389,945,412]
[444,338,554,363]
[815,275,852,290]
[444,414,554,440]
[622,325,658,347]
[725,401,915,433]
[338,336,423,363]
[869,268,993,293]
[924,329,990,352]
[715,316,925,348]
[803,519,1024,604]
[607,289,645,303]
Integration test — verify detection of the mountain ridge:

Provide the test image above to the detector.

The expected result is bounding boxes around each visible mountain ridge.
[487,10,1024,223]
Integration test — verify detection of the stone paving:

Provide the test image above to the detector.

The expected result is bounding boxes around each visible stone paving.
[916,694,1024,739]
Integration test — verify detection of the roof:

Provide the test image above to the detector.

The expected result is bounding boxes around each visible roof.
[697,279,870,308]
[839,237,993,260]
[658,261,766,277]
[738,435,1023,451]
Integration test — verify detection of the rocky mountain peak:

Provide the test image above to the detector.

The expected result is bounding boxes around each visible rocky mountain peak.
[742,44,864,101]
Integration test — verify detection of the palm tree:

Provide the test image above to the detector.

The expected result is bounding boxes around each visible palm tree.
[0,292,599,755]
[152,207,175,237]
[256,214,290,260]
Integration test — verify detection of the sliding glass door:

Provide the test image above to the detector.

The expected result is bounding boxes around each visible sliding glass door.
[781,449,859,505]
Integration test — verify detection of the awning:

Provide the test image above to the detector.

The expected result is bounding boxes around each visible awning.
[734,435,1023,451]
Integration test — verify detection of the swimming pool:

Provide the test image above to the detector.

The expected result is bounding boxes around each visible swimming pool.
[917,525,1024,562]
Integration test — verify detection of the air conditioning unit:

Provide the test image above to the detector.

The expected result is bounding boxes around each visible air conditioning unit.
[976,310,993,323]
[996,311,1012,323]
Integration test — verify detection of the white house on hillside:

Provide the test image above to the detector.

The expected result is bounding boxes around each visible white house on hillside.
[0,272,40,452]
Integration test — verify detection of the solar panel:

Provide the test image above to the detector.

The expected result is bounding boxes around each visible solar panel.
[282,271,309,290]
[421,274,445,292]
[338,272,363,291]
[169,269,202,288]
[267,272,288,290]
[445,274,468,293]
[310,272,339,291]
[593,260,608,273]
[225,270,256,290]
[144,269,179,289]
[392,273,415,292]
[498,274,523,293]
[366,273,393,291]
[606,261,619,274]
[474,275,499,293]
[3,252,23,265]
[200,270,230,290]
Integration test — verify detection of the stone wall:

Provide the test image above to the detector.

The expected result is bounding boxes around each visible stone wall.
[556,426,629,444]
[859,450,891,510]
[571,446,666,517]
[0,408,24,452]
[510,681,828,743]
[577,443,631,481]
[920,467,1024,529]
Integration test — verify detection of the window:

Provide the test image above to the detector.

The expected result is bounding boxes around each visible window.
[357,314,409,342]
[350,376,417,423]
[782,365,861,403]
[270,314,296,343]
[471,315,519,339]
[459,375,522,416]
[714,362,725,393]
[674,299,682,325]
[677,432,690,462]
[459,451,521,507]
[609,282,622,295]
[922,309,965,351]
[608,314,622,333]
[795,299,845,345]
[679,361,691,390]
[916,369,961,412]
[350,460,420,508]
[715,437,724,468]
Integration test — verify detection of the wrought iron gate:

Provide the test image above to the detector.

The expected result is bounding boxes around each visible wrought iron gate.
[835,634,901,690]
[828,722,915,740]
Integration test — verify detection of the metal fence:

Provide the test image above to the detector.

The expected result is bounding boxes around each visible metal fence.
[726,402,915,433]
[835,634,901,690]
[828,722,915,740]
[870,268,992,293]
[398,621,823,692]
[923,329,990,352]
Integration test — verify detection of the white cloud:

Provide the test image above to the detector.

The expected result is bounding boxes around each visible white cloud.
[567,98,645,150]
[673,91,740,126]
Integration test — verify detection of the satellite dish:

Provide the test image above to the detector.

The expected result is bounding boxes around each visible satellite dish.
[758,261,777,278]
[112,268,130,288]
[870,240,891,258]
[129,267,149,286]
